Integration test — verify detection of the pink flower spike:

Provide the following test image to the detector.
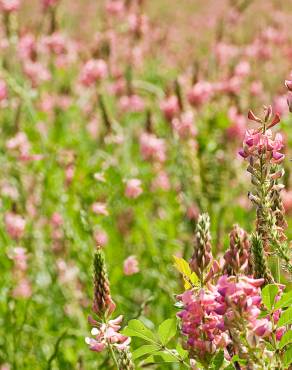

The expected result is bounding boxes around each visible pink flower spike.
[247,110,262,123]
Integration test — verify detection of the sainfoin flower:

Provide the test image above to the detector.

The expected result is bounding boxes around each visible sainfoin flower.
[80,59,108,87]
[125,179,143,199]
[123,255,139,276]
[160,95,180,121]
[5,212,26,240]
[177,275,284,362]
[0,80,8,101]
[239,107,284,164]
[85,315,130,352]
[187,81,213,107]
[0,0,20,12]
[92,202,109,216]
[140,132,166,163]
[119,95,145,113]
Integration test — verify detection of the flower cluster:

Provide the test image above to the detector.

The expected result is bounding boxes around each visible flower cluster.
[86,315,130,353]
[177,275,284,365]
[239,107,284,164]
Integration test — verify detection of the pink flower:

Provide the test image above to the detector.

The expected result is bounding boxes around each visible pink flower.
[187,81,213,107]
[282,190,292,214]
[119,95,145,113]
[226,106,246,140]
[51,213,63,227]
[105,0,124,16]
[86,315,130,352]
[123,256,139,276]
[140,133,166,163]
[240,112,285,164]
[23,61,51,87]
[172,111,197,138]
[0,0,20,12]
[273,94,289,117]
[253,319,272,338]
[5,212,26,240]
[125,179,143,199]
[94,230,108,247]
[8,247,28,271]
[13,278,32,299]
[42,0,59,9]
[234,61,250,78]
[6,132,30,154]
[18,34,36,61]
[92,202,109,216]
[160,95,180,121]
[80,59,108,87]
[0,80,8,101]
[151,171,170,191]
[250,81,263,97]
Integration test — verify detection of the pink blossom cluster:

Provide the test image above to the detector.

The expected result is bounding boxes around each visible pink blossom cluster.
[177,276,284,361]
[119,94,145,113]
[123,255,139,276]
[5,212,26,240]
[8,247,32,299]
[139,132,166,163]
[86,315,130,352]
[239,108,284,164]
[79,59,108,87]
[0,0,20,12]
[0,80,8,102]
[125,179,143,199]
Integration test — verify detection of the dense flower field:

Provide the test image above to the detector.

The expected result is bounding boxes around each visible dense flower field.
[0,0,292,369]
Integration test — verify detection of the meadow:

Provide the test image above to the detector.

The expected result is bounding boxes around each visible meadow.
[0,0,292,369]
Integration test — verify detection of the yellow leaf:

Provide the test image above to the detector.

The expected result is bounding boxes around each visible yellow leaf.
[173,256,199,290]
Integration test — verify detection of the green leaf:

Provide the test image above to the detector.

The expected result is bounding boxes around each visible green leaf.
[143,351,179,364]
[132,344,160,359]
[275,290,292,309]
[279,330,292,349]
[211,350,224,370]
[173,255,199,289]
[261,284,278,310]
[176,343,188,360]
[277,307,292,328]
[121,320,157,343]
[283,345,292,367]
[158,318,177,345]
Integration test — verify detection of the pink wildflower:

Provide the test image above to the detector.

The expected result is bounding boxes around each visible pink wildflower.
[187,81,213,107]
[92,202,109,216]
[123,256,139,276]
[80,59,108,87]
[5,212,26,240]
[0,80,8,101]
[160,95,180,121]
[94,230,108,247]
[86,315,130,352]
[119,95,145,113]
[125,179,143,199]
[0,0,20,12]
[140,132,166,163]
